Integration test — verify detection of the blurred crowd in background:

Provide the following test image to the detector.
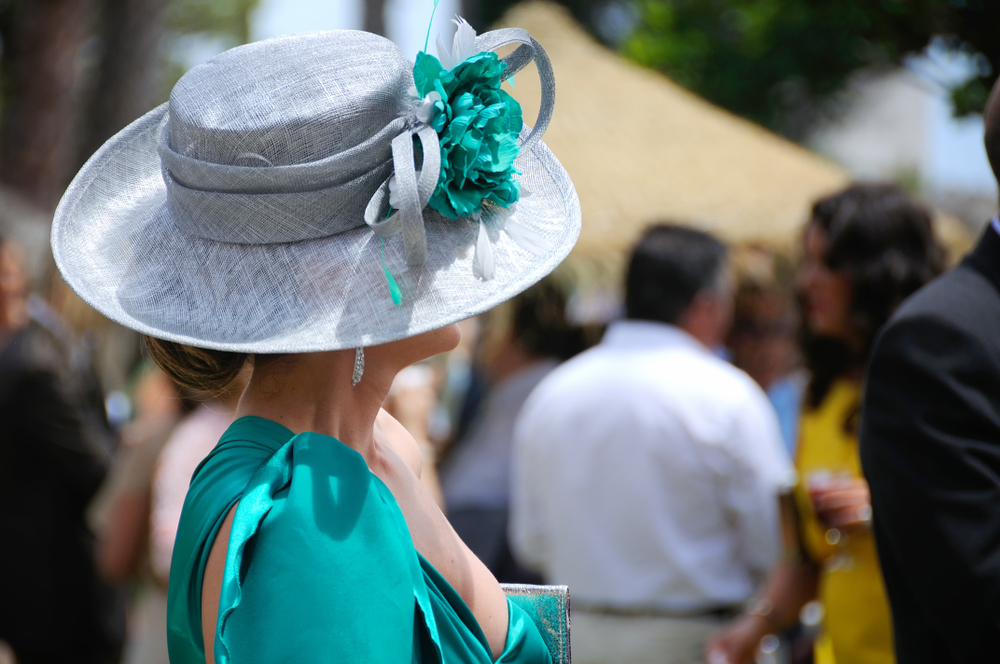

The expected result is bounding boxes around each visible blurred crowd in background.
[1,1,999,664]
[0,180,975,664]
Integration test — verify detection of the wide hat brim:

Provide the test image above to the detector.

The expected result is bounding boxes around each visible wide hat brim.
[52,103,580,353]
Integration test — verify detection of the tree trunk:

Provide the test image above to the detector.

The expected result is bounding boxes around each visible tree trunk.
[78,0,171,166]
[363,0,385,36]
[0,0,93,211]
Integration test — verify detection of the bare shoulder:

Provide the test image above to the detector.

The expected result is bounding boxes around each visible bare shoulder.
[375,408,422,478]
[202,503,237,664]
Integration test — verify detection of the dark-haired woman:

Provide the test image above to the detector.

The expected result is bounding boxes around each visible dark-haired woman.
[707,183,946,664]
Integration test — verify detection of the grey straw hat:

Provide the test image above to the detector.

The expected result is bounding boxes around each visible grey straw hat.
[51,27,579,353]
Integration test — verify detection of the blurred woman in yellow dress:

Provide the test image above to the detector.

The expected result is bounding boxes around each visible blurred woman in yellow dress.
[707,183,946,664]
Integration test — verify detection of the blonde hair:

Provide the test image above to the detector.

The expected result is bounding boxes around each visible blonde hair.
[144,336,249,395]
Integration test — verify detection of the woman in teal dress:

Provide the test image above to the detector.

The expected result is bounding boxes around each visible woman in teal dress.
[50,18,579,664]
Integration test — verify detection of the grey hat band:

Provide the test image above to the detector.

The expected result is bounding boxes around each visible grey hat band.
[158,116,406,193]
[163,165,392,244]
[159,114,407,244]
[158,26,555,253]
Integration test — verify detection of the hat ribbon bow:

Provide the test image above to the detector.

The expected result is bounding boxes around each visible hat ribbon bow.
[362,27,555,267]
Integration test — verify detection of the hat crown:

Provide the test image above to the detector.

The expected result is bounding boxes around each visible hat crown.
[167,31,413,169]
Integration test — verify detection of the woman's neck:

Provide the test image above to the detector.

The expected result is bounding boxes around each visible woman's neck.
[236,350,396,463]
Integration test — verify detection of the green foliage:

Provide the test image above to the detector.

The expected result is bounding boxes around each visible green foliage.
[951,76,992,118]
[161,0,261,96]
[624,0,944,137]
[168,0,259,44]
[471,0,999,138]
[472,0,606,39]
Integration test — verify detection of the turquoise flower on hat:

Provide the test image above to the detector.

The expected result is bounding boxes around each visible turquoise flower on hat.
[412,19,523,221]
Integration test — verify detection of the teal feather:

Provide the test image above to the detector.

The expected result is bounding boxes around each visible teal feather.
[382,238,403,306]
[423,0,441,53]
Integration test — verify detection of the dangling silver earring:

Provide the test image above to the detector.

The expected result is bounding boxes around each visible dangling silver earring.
[352,347,365,386]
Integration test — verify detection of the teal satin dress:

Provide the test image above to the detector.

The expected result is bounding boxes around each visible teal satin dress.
[166,416,551,664]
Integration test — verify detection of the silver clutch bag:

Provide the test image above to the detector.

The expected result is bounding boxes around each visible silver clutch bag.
[503,584,571,664]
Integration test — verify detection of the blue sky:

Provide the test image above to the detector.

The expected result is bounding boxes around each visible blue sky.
[908,44,996,194]
[250,0,460,61]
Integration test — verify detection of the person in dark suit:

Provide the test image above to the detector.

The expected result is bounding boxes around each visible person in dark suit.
[860,76,1000,663]
[0,237,125,664]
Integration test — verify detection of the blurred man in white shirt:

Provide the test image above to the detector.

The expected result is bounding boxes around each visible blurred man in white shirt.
[510,225,792,664]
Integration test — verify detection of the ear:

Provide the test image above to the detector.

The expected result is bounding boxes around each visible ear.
[676,291,715,343]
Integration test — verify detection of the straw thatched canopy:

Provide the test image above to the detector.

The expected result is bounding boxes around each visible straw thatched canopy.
[494,2,971,284]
